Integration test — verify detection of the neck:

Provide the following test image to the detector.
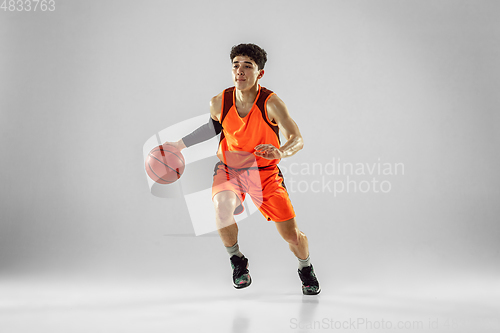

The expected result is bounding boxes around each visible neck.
[235,83,260,106]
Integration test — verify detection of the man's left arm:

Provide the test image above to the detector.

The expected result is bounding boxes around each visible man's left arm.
[254,95,304,159]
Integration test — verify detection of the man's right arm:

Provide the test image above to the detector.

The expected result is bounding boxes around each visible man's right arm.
[165,93,223,151]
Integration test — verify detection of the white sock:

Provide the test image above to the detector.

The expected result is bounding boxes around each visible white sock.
[226,242,243,258]
[298,255,311,270]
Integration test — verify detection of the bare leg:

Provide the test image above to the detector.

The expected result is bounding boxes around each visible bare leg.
[213,190,241,247]
[214,190,252,288]
[276,217,320,295]
[274,217,309,260]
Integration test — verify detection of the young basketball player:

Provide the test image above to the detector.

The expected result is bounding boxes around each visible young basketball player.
[166,43,320,295]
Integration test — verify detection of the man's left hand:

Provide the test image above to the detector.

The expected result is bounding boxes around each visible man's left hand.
[254,144,283,160]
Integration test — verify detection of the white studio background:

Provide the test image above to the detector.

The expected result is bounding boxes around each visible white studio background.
[1,0,499,296]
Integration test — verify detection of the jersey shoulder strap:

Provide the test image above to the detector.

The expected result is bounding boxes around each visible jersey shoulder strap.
[255,86,280,141]
[255,86,274,111]
[220,87,235,124]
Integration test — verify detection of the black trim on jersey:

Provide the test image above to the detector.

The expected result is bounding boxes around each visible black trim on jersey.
[276,166,288,191]
[220,87,234,125]
[255,87,280,144]
[218,87,234,149]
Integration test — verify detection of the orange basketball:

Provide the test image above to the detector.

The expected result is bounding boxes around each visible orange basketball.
[145,145,185,184]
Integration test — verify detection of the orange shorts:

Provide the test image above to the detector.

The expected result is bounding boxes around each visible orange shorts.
[212,162,295,222]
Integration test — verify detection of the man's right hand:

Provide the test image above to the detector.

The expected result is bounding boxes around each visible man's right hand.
[162,139,186,151]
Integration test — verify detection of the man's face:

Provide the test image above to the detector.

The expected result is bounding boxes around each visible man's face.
[232,55,264,90]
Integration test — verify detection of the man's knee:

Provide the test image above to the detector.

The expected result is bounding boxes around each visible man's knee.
[276,218,302,245]
[213,191,240,220]
[283,229,301,246]
[278,225,304,246]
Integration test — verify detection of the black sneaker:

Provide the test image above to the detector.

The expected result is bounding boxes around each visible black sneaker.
[230,255,252,289]
[298,265,321,295]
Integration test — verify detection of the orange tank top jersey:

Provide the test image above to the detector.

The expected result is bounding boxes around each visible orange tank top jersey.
[217,85,280,169]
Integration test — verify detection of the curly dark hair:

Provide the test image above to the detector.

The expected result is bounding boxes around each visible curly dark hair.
[230,43,268,70]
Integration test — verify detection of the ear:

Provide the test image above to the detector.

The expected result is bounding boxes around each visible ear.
[258,69,265,79]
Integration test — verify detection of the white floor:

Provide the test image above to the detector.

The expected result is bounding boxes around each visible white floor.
[1,272,499,333]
